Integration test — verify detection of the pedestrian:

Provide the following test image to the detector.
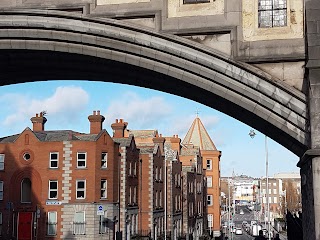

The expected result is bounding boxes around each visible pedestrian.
[255,230,267,240]
[273,233,280,240]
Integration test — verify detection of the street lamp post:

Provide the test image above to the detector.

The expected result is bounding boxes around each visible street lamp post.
[249,130,271,240]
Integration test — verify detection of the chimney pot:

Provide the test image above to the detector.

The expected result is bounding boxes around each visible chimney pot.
[36,113,39,117]
[88,111,105,134]
[120,119,123,123]
[97,110,100,115]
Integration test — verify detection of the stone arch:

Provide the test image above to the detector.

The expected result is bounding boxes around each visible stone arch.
[10,167,42,205]
[0,9,308,156]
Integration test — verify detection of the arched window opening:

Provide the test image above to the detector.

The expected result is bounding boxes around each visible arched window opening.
[21,178,31,203]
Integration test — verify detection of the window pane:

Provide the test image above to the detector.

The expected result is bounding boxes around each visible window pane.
[78,161,86,167]
[0,155,4,170]
[50,191,57,199]
[77,181,85,189]
[21,178,31,202]
[78,153,86,159]
[51,153,58,160]
[50,181,57,189]
[74,212,85,222]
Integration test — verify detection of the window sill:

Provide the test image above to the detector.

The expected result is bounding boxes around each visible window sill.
[76,167,88,170]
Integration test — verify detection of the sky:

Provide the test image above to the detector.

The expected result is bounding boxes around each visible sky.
[0,80,300,178]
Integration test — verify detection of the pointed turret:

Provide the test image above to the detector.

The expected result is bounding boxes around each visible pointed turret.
[182,117,217,150]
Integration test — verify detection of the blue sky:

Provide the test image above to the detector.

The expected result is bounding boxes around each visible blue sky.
[0,80,299,177]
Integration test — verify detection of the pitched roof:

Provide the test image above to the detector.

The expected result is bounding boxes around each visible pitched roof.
[0,129,100,143]
[128,130,158,138]
[182,117,217,151]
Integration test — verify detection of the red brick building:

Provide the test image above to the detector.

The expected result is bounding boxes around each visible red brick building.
[182,117,221,238]
[129,130,165,239]
[0,111,139,240]
[0,112,221,240]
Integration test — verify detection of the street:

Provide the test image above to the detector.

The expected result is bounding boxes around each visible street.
[222,206,266,240]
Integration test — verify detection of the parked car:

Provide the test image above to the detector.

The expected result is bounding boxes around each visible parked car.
[240,209,244,215]
[235,228,243,235]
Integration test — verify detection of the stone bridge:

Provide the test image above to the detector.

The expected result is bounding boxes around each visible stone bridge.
[0,0,319,239]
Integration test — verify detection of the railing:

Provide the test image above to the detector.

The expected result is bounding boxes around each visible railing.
[73,222,86,235]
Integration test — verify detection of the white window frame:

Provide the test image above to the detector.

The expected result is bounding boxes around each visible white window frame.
[206,159,212,170]
[47,211,57,236]
[155,167,158,181]
[101,152,107,168]
[207,195,213,206]
[77,152,87,168]
[0,181,3,200]
[76,180,86,199]
[0,154,4,170]
[73,211,86,235]
[49,152,59,169]
[134,162,137,176]
[48,180,58,199]
[134,187,137,204]
[208,214,213,228]
[0,212,2,236]
[100,179,107,199]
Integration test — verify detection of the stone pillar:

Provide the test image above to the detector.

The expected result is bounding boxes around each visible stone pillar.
[299,1,320,239]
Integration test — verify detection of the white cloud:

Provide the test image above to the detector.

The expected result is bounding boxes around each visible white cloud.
[105,91,173,128]
[1,86,89,128]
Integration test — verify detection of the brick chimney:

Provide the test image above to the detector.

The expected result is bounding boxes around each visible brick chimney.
[170,135,181,154]
[153,134,165,155]
[111,119,128,138]
[88,110,105,134]
[30,112,47,132]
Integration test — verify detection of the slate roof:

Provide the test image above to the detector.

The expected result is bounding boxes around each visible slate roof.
[182,117,217,151]
[139,146,156,154]
[180,145,200,156]
[129,130,158,138]
[113,135,134,147]
[0,128,101,143]
[164,143,178,161]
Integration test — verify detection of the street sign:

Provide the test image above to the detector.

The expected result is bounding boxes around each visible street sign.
[97,205,104,215]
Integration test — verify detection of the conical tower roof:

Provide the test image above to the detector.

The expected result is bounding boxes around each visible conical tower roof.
[182,117,217,151]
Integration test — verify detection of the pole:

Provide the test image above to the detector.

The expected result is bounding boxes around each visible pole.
[265,135,271,240]
[228,178,231,238]
[164,162,167,240]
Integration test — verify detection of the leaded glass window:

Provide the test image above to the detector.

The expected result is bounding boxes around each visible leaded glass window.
[258,0,287,28]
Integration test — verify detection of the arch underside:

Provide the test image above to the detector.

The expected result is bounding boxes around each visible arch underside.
[0,10,308,157]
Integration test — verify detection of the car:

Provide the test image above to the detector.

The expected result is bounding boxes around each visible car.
[240,209,244,215]
[235,228,243,235]
[242,221,248,226]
